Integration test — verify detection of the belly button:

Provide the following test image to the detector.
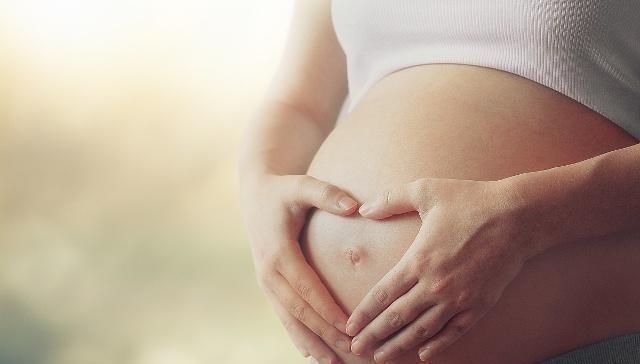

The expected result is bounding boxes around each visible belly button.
[346,246,364,266]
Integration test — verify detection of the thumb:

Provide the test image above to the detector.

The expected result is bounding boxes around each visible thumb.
[294,175,359,215]
[358,181,422,219]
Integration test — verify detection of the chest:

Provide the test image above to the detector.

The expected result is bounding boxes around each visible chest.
[331,0,619,55]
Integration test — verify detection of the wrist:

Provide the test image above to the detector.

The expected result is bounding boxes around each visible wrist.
[493,175,558,262]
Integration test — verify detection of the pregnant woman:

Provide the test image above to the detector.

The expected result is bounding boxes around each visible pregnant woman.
[238,1,640,363]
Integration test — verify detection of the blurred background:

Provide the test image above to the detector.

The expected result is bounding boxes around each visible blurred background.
[0,0,302,363]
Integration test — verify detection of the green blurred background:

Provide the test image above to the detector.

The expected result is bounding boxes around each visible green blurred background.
[0,1,303,363]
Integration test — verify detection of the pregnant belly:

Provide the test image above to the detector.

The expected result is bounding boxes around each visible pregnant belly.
[299,64,640,364]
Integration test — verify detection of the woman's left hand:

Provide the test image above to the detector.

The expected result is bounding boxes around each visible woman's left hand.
[346,177,535,363]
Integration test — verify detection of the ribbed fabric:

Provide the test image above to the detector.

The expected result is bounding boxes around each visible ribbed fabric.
[540,331,640,364]
[332,0,640,139]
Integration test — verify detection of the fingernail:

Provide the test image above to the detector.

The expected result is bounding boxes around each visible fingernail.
[418,347,430,361]
[335,321,347,333]
[358,203,372,215]
[351,336,363,355]
[336,340,350,353]
[345,322,356,336]
[310,357,319,364]
[338,196,357,211]
[373,349,386,363]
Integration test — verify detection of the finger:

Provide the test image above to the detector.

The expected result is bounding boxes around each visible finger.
[352,282,435,354]
[271,273,352,354]
[359,179,430,219]
[346,264,418,344]
[272,298,311,358]
[270,293,343,364]
[292,175,358,215]
[347,225,431,339]
[373,304,455,363]
[278,245,349,333]
[417,310,476,362]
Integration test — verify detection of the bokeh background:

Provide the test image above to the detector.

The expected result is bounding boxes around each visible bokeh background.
[0,1,303,363]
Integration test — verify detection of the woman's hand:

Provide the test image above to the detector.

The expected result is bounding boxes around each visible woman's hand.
[241,173,359,364]
[345,178,533,363]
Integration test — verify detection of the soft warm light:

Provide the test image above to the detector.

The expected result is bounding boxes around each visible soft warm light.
[0,1,302,364]
[3,0,294,74]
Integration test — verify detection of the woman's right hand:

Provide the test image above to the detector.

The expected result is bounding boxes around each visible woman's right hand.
[241,173,359,364]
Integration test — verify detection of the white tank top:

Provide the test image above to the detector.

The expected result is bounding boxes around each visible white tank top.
[332,0,640,139]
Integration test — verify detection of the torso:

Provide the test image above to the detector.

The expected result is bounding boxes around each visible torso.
[300,64,640,364]
[333,0,640,140]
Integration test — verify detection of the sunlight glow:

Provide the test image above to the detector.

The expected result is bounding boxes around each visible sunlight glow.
[1,1,300,363]
[3,0,294,71]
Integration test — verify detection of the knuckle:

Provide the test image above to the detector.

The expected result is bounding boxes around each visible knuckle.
[454,290,474,308]
[269,254,283,273]
[411,253,430,274]
[316,325,328,340]
[328,329,345,345]
[415,325,434,340]
[290,302,307,322]
[412,252,426,266]
[260,248,283,271]
[296,281,312,301]
[430,275,452,296]
[385,311,405,329]
[264,253,279,268]
[318,183,337,202]
[373,287,389,306]
[361,310,375,323]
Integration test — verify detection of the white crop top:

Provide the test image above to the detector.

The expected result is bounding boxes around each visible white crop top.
[331,0,640,139]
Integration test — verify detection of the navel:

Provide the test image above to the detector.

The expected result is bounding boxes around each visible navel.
[346,246,365,266]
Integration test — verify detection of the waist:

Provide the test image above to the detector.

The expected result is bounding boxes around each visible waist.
[315,64,636,200]
[301,64,640,363]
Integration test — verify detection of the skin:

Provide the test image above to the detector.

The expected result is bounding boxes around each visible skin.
[300,59,640,363]
[300,62,640,363]
[348,145,640,362]
[238,1,640,363]
[348,178,527,362]
[237,1,360,362]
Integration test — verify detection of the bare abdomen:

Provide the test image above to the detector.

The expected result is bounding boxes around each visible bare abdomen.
[300,64,640,364]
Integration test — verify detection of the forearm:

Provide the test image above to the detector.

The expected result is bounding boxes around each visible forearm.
[503,142,640,258]
[237,99,332,185]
